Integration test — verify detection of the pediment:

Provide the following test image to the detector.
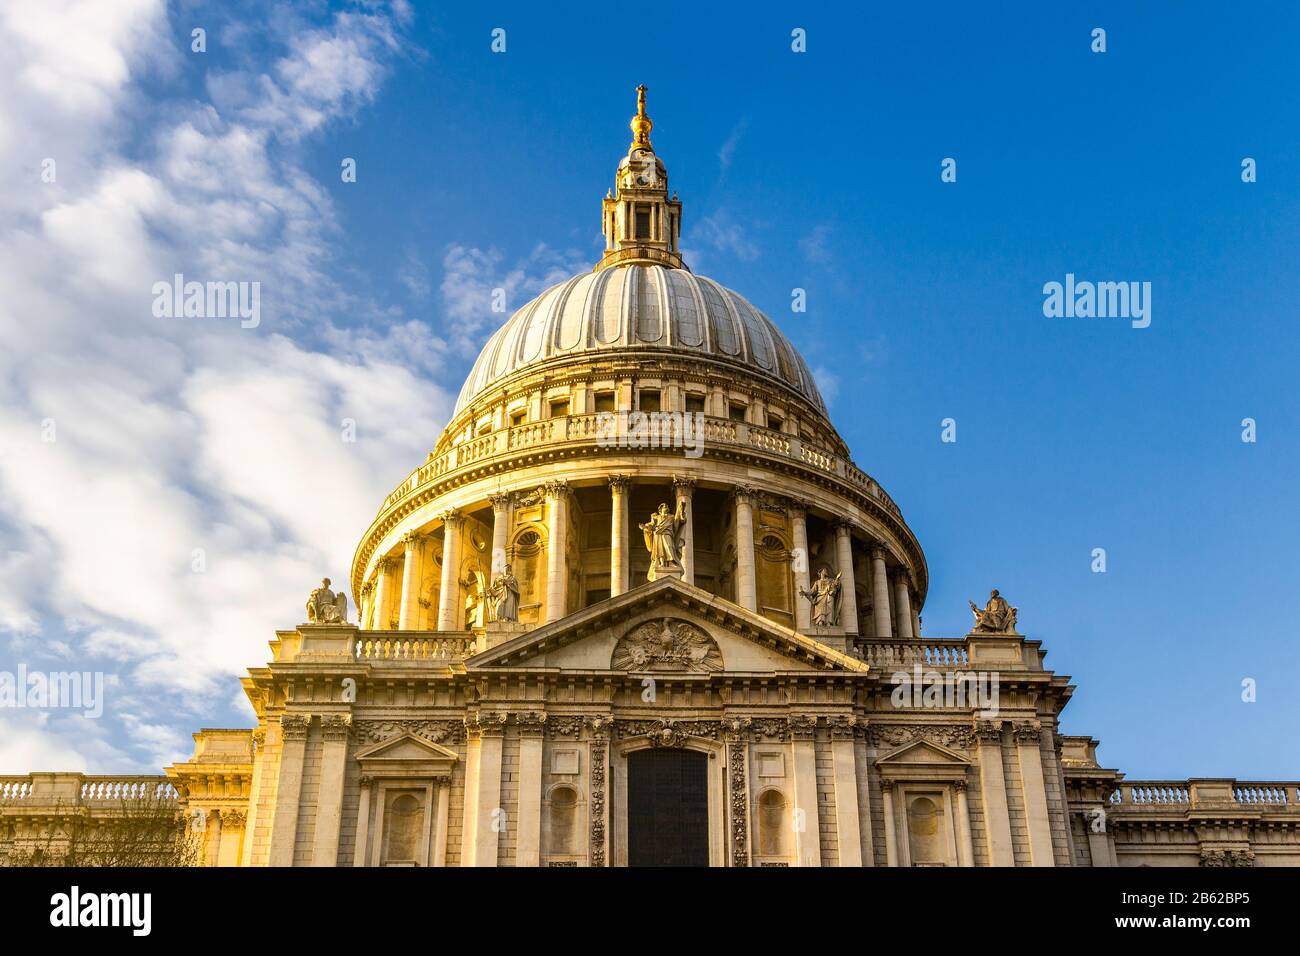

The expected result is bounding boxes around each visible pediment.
[468,577,867,675]
[354,733,459,765]
[876,738,971,768]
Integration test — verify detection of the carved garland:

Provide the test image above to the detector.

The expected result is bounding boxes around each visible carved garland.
[586,716,611,867]
[352,719,467,746]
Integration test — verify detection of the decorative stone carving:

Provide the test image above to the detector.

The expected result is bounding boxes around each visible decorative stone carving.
[607,474,632,493]
[1013,720,1042,743]
[788,714,818,739]
[352,719,466,746]
[870,724,976,751]
[799,568,842,626]
[968,588,1018,633]
[729,739,749,867]
[280,714,311,741]
[638,499,687,581]
[220,809,247,828]
[545,716,586,739]
[616,719,724,748]
[465,711,509,738]
[611,618,722,672]
[826,715,858,739]
[512,712,548,736]
[974,719,1004,743]
[488,564,521,622]
[305,578,348,624]
[320,714,352,741]
[1200,848,1254,867]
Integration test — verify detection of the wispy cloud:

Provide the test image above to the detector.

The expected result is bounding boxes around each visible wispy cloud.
[0,1,446,771]
[718,118,748,173]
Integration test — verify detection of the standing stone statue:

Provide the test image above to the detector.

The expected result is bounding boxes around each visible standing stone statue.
[639,499,687,581]
[461,565,486,629]
[489,564,521,623]
[968,589,1018,633]
[799,568,843,626]
[306,578,348,624]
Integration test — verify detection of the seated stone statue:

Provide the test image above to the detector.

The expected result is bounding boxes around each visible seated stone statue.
[969,589,1017,633]
[306,578,348,624]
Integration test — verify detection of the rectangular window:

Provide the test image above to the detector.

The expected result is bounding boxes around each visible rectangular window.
[594,391,616,413]
[767,412,784,432]
[639,389,661,413]
[684,393,706,413]
[510,410,527,427]
[635,208,651,239]
[549,399,570,419]
[728,402,747,423]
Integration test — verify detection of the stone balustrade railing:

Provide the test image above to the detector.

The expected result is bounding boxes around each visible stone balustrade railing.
[1109,780,1299,808]
[378,413,901,523]
[354,634,479,661]
[858,640,971,669]
[0,774,178,808]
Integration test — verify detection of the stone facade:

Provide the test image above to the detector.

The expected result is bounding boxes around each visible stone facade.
[3,90,1297,868]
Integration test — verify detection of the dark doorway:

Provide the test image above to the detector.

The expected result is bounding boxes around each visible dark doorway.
[627,748,710,866]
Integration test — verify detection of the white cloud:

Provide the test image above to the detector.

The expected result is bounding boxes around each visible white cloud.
[0,2,448,772]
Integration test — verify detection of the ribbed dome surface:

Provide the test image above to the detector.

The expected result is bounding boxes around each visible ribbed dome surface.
[454,264,825,414]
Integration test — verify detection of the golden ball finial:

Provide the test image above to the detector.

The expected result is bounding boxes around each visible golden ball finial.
[630,84,653,150]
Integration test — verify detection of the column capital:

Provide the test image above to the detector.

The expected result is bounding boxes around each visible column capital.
[1013,720,1042,743]
[880,776,896,792]
[543,479,570,500]
[871,545,891,562]
[401,530,427,548]
[280,713,311,741]
[379,555,402,574]
[786,497,812,518]
[975,719,1004,742]
[608,474,632,493]
[671,474,696,494]
[488,491,512,512]
[832,519,855,538]
[731,484,759,503]
[953,779,969,793]
[321,713,353,741]
[438,509,463,528]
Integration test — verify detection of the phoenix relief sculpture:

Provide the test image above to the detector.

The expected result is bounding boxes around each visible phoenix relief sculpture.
[611,619,722,673]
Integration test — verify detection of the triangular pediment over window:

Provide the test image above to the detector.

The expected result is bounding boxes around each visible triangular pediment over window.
[354,733,458,778]
[469,577,867,675]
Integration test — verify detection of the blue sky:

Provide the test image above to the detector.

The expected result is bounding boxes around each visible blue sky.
[0,1,1296,779]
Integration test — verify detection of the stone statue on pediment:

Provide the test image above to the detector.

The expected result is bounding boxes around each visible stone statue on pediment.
[489,564,521,623]
[969,589,1017,633]
[306,578,348,624]
[639,499,687,581]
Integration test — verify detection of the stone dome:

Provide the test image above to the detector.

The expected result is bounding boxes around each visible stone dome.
[454,265,826,416]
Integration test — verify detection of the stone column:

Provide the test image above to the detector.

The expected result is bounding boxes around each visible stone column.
[358,582,374,629]
[311,714,351,867]
[433,777,451,866]
[880,778,899,867]
[912,604,922,638]
[268,714,310,866]
[954,780,975,867]
[893,572,914,640]
[975,719,1015,866]
[733,487,758,612]
[352,775,373,867]
[672,475,696,586]
[791,717,821,867]
[871,548,893,638]
[790,502,811,630]
[217,810,244,867]
[436,511,462,631]
[464,714,506,867]
[544,481,569,622]
[834,522,859,635]
[372,557,398,631]
[829,719,863,866]
[398,532,426,630]
[240,728,266,867]
[609,476,631,596]
[489,492,512,576]
[1084,808,1113,867]
[202,810,222,867]
[515,715,546,867]
[1014,721,1057,866]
